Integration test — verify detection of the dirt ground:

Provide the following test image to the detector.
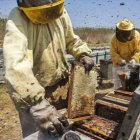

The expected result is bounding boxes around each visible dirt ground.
[0,84,22,140]
[0,80,114,140]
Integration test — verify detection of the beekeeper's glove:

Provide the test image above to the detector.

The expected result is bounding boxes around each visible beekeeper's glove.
[129,59,136,67]
[119,59,126,66]
[80,56,94,72]
[30,99,69,136]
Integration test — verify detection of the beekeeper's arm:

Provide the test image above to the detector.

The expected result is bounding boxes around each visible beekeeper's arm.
[110,37,124,65]
[131,36,140,63]
[3,11,45,107]
[3,8,69,136]
[61,10,94,71]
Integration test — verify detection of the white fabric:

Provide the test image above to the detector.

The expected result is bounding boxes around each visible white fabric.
[24,131,93,140]
[130,59,136,67]
[113,65,130,89]
[121,59,126,65]
[136,126,140,140]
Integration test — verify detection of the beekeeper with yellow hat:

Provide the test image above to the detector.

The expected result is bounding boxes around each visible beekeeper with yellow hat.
[110,19,140,89]
[3,0,94,138]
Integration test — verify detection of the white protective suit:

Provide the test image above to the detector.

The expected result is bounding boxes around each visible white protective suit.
[113,65,130,90]
[3,7,92,106]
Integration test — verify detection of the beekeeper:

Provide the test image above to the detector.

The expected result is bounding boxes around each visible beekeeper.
[110,19,140,89]
[3,0,94,138]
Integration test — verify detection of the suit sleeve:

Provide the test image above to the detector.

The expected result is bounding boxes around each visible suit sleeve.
[3,14,45,108]
[132,36,140,63]
[61,10,92,59]
[110,37,123,65]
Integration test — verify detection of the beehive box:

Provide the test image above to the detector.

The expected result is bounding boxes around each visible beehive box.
[80,115,119,139]
[68,62,97,118]
[95,93,131,123]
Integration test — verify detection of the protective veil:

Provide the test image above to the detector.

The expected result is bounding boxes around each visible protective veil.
[115,19,134,42]
[116,28,135,42]
[17,0,64,24]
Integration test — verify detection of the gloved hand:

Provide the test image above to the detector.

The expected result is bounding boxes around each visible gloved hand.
[80,56,94,72]
[129,59,136,67]
[119,59,126,66]
[30,99,69,136]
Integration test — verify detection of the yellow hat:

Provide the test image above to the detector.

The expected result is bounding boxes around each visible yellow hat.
[116,19,134,31]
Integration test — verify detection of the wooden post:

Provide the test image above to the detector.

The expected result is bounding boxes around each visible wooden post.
[96,53,98,64]
[117,85,140,140]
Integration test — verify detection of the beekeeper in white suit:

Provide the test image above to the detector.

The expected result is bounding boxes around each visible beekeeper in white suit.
[3,0,94,139]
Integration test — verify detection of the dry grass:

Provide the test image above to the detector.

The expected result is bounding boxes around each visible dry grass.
[74,27,115,46]
[0,19,140,48]
[0,84,22,140]
[0,20,6,48]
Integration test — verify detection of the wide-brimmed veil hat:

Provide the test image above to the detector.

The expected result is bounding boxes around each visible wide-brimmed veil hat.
[116,19,134,31]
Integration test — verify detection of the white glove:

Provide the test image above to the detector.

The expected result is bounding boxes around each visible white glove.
[129,59,136,67]
[30,99,69,136]
[80,56,94,72]
[120,59,126,66]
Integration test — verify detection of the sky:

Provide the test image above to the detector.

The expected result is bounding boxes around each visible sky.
[0,0,140,28]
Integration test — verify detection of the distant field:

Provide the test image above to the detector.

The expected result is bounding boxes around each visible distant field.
[74,27,114,47]
[1,19,140,48]
[0,19,114,48]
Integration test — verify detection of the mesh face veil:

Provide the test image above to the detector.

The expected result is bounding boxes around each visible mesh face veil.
[17,0,64,24]
[116,27,135,42]
[116,19,135,42]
